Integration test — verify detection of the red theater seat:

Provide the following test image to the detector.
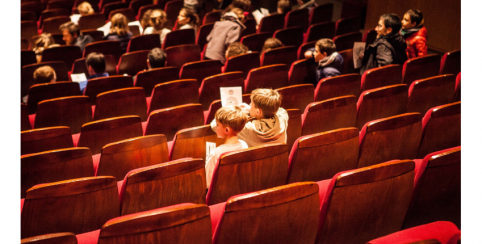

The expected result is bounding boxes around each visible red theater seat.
[361,64,403,92]
[222,52,260,77]
[21,126,74,155]
[276,84,314,112]
[258,14,285,34]
[21,233,78,244]
[169,125,218,161]
[314,74,360,102]
[147,79,199,114]
[94,87,148,121]
[310,3,333,25]
[286,108,302,151]
[117,50,150,76]
[244,64,289,93]
[199,72,244,110]
[134,66,180,96]
[402,54,441,85]
[126,34,161,53]
[165,44,201,67]
[162,29,196,50]
[439,50,460,75]
[407,74,456,115]
[27,82,81,114]
[368,221,460,244]
[84,75,133,104]
[180,60,223,86]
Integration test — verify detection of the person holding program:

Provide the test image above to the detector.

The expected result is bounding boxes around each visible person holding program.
[205,106,249,188]
[401,9,427,59]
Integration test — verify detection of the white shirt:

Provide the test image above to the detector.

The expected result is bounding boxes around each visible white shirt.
[205,140,248,188]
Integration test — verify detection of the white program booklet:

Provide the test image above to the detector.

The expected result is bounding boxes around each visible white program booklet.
[353,42,366,69]
[252,8,270,25]
[220,87,242,107]
[206,142,216,159]
[70,73,87,83]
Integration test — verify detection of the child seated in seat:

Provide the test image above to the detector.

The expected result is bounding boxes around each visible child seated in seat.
[211,88,288,148]
[261,37,284,54]
[304,38,343,85]
[400,9,427,59]
[205,106,249,188]
[225,42,248,60]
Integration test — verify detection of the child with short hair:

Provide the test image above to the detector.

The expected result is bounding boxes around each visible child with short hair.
[401,9,427,59]
[262,37,284,53]
[205,106,249,188]
[304,38,343,85]
[212,88,288,148]
[225,42,248,59]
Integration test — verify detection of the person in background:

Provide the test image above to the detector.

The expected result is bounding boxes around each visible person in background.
[143,9,172,46]
[177,8,199,35]
[70,1,94,24]
[78,52,109,92]
[297,0,317,11]
[140,10,153,34]
[401,9,427,59]
[23,66,57,103]
[261,37,283,53]
[225,42,248,60]
[222,0,251,14]
[304,38,343,85]
[277,0,291,15]
[103,13,133,53]
[59,22,94,52]
[32,33,59,63]
[133,47,167,81]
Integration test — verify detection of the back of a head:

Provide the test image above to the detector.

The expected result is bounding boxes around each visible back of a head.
[148,48,167,69]
[141,9,153,30]
[251,89,282,118]
[86,52,106,74]
[228,7,245,21]
[316,38,336,55]
[380,13,402,34]
[231,0,251,11]
[215,106,248,133]
[226,42,248,59]
[33,66,56,84]
[59,21,80,37]
[149,9,168,31]
[262,38,284,53]
[33,33,55,55]
[406,9,424,26]
[110,13,129,36]
[78,1,94,15]
[277,0,292,14]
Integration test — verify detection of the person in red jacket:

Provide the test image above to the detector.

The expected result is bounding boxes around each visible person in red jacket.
[401,9,428,59]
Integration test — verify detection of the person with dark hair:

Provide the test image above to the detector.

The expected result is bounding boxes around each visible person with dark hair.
[359,13,408,75]
[401,9,428,59]
[78,52,108,92]
[262,38,283,53]
[225,42,248,59]
[147,47,167,69]
[59,22,93,52]
[103,13,133,53]
[304,38,343,84]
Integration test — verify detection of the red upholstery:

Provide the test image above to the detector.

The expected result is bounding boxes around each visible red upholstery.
[208,202,226,236]
[258,14,285,33]
[273,27,304,48]
[367,221,460,244]
[310,3,333,26]
[92,154,101,175]
[76,229,101,244]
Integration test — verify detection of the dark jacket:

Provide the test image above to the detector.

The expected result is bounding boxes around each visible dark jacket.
[104,32,133,53]
[306,47,343,85]
[360,32,408,75]
[74,35,94,52]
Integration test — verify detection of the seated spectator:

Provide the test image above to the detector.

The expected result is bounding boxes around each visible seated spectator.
[133,47,167,80]
[277,0,292,15]
[225,42,248,60]
[32,33,59,63]
[205,106,248,188]
[262,37,283,53]
[401,9,428,59]
[140,10,153,34]
[103,13,133,53]
[177,8,199,35]
[70,1,94,24]
[304,38,343,84]
[297,0,317,11]
[205,8,246,64]
[222,0,251,14]
[143,9,172,46]
[23,66,57,103]
[59,22,94,52]
[211,88,288,148]
[360,13,408,75]
[79,52,108,92]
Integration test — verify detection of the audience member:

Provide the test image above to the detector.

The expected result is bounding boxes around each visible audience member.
[103,13,133,53]
[225,42,248,60]
[177,8,199,34]
[262,37,283,53]
[147,47,167,69]
[401,9,428,59]
[70,1,94,24]
[143,9,172,46]
[205,106,249,188]
[32,33,59,63]
[277,0,292,15]
[222,0,251,15]
[140,10,153,34]
[59,22,94,52]
[360,13,408,75]
[212,88,288,148]
[304,38,343,84]
[78,52,108,92]
[297,0,317,11]
[205,8,246,63]
[23,66,57,103]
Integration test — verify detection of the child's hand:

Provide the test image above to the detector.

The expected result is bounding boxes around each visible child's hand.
[304,50,314,59]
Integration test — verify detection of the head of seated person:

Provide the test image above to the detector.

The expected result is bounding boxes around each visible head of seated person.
[215,106,248,139]
[277,0,291,15]
[77,1,94,15]
[109,13,130,37]
[147,48,166,69]
[149,9,169,32]
[60,21,81,45]
[376,13,402,38]
[313,38,337,62]
[34,66,57,84]
[85,52,107,78]
[225,42,248,60]
[249,88,282,120]
[177,8,199,30]
[33,33,58,63]
[262,38,284,53]
[401,9,424,30]
[223,0,251,15]
[140,10,153,32]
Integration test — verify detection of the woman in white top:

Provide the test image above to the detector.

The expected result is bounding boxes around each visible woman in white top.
[177,8,199,35]
[70,2,94,25]
[143,9,171,46]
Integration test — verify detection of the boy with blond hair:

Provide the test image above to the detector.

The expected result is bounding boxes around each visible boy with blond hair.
[206,106,249,188]
[211,88,288,148]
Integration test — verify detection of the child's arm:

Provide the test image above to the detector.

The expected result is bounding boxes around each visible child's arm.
[205,151,216,189]
[304,47,316,59]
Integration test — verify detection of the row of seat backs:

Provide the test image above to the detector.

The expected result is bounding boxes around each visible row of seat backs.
[21,151,460,243]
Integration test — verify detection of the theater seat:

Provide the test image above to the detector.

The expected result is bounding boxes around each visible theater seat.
[21,232,78,244]
[21,126,74,155]
[368,221,460,244]
[170,125,218,161]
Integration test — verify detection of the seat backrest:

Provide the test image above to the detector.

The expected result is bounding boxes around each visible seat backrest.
[297,41,316,59]
[145,104,204,141]
[21,176,120,238]
[81,29,105,42]
[338,49,355,74]
[170,125,218,161]
[204,99,222,124]
[334,16,361,36]
[286,108,302,151]
[454,72,460,102]
[212,182,320,244]
[439,50,461,75]
[240,32,272,53]
[39,9,70,28]
[108,7,136,22]
[203,10,221,25]
[78,115,144,154]
[407,74,456,115]
[402,54,441,85]
[117,50,150,76]
[21,126,74,155]
[276,84,314,112]
[165,44,201,67]
[164,0,183,27]
[417,101,461,158]
[316,160,415,244]
[97,203,212,244]
[199,72,244,110]
[404,146,461,229]
[180,60,223,86]
[258,14,285,33]
[302,95,357,136]
[21,2,43,18]
[134,66,180,96]
[310,3,333,25]
[119,158,206,215]
[314,73,360,102]
[362,29,377,45]
[27,82,81,114]
[261,46,298,67]
[206,143,289,205]
[273,27,304,47]
[102,2,129,19]
[94,87,148,121]
[21,50,37,68]
[21,11,37,22]
[358,113,422,168]
[41,45,83,69]
[306,21,336,42]
[356,84,408,129]
[35,96,93,134]
[47,0,74,10]
[333,32,362,52]
[132,0,155,17]
[289,59,317,86]
[196,23,214,50]
[245,64,289,93]
[126,34,161,53]
[42,16,71,34]
[21,103,31,131]
[83,40,122,61]
[21,20,38,41]
[84,75,133,104]
[148,79,199,114]
[162,28,196,50]
[97,134,169,180]
[288,128,358,183]
[223,52,260,77]
[361,64,403,92]
[285,8,309,31]
[21,232,78,244]
[21,147,94,198]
